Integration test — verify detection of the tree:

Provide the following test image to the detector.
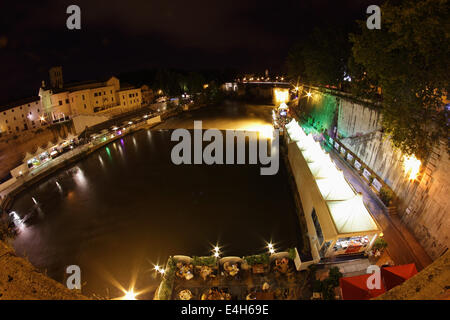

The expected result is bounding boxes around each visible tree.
[287,27,351,88]
[286,42,306,83]
[350,0,449,159]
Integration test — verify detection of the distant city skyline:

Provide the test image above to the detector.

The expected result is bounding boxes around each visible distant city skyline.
[0,0,383,102]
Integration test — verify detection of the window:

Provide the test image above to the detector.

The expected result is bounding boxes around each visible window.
[110,90,112,94]
[59,101,63,105]
[11,109,14,112]
[82,95,85,100]
[5,120,8,123]
[20,106,22,110]
[94,93,98,97]
[311,209,324,245]
[37,109,40,112]
[84,104,87,109]
[66,99,69,104]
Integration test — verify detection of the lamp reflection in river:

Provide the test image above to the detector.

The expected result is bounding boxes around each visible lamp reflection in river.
[73,167,87,189]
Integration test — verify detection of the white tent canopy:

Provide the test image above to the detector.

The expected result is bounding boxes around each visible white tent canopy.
[315,171,355,201]
[327,194,379,233]
[34,147,45,156]
[23,152,35,162]
[286,119,379,237]
[278,102,288,109]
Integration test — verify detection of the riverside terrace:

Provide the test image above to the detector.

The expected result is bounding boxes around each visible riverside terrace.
[154,249,313,301]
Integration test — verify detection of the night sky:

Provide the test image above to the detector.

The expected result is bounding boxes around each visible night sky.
[0,0,383,103]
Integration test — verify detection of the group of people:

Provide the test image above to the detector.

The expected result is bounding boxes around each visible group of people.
[197,265,215,281]
[176,262,194,280]
[273,258,290,274]
[223,261,240,277]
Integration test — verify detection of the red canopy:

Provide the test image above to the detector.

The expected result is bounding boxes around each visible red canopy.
[340,274,386,300]
[381,263,418,291]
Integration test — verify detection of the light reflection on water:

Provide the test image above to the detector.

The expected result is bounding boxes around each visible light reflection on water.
[10,103,303,299]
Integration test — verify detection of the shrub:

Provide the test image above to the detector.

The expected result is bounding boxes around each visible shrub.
[379,187,393,206]
[288,248,297,260]
[192,256,217,267]
[243,253,270,266]
[328,267,343,287]
[321,278,336,300]
[156,257,176,300]
[373,238,388,251]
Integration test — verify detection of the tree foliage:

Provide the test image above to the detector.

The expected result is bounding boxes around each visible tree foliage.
[286,27,351,87]
[350,0,449,158]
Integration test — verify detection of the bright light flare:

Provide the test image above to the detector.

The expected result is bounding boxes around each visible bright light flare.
[267,242,276,254]
[274,88,289,104]
[123,290,137,300]
[212,244,220,258]
[403,154,421,180]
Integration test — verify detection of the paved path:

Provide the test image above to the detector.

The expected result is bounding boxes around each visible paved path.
[327,148,432,271]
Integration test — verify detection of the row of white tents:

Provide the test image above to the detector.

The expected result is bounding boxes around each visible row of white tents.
[22,134,78,163]
[285,119,380,257]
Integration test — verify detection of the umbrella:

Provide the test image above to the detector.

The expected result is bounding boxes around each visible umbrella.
[340,274,386,300]
[381,263,418,291]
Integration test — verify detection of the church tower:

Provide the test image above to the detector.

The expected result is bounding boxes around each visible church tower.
[49,66,63,89]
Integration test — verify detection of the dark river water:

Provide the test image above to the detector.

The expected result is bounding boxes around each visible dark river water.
[11,101,302,299]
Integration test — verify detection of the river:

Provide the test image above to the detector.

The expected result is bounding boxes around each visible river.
[10,101,303,299]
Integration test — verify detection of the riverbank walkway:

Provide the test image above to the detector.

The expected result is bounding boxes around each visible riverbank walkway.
[327,148,433,271]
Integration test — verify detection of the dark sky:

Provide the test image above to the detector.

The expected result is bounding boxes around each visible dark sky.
[0,0,383,102]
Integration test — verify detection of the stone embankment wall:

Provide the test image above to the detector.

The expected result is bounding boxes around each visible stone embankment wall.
[298,88,449,260]
[0,241,87,299]
[0,122,75,179]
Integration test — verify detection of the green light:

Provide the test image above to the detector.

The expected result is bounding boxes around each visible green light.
[106,147,111,159]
